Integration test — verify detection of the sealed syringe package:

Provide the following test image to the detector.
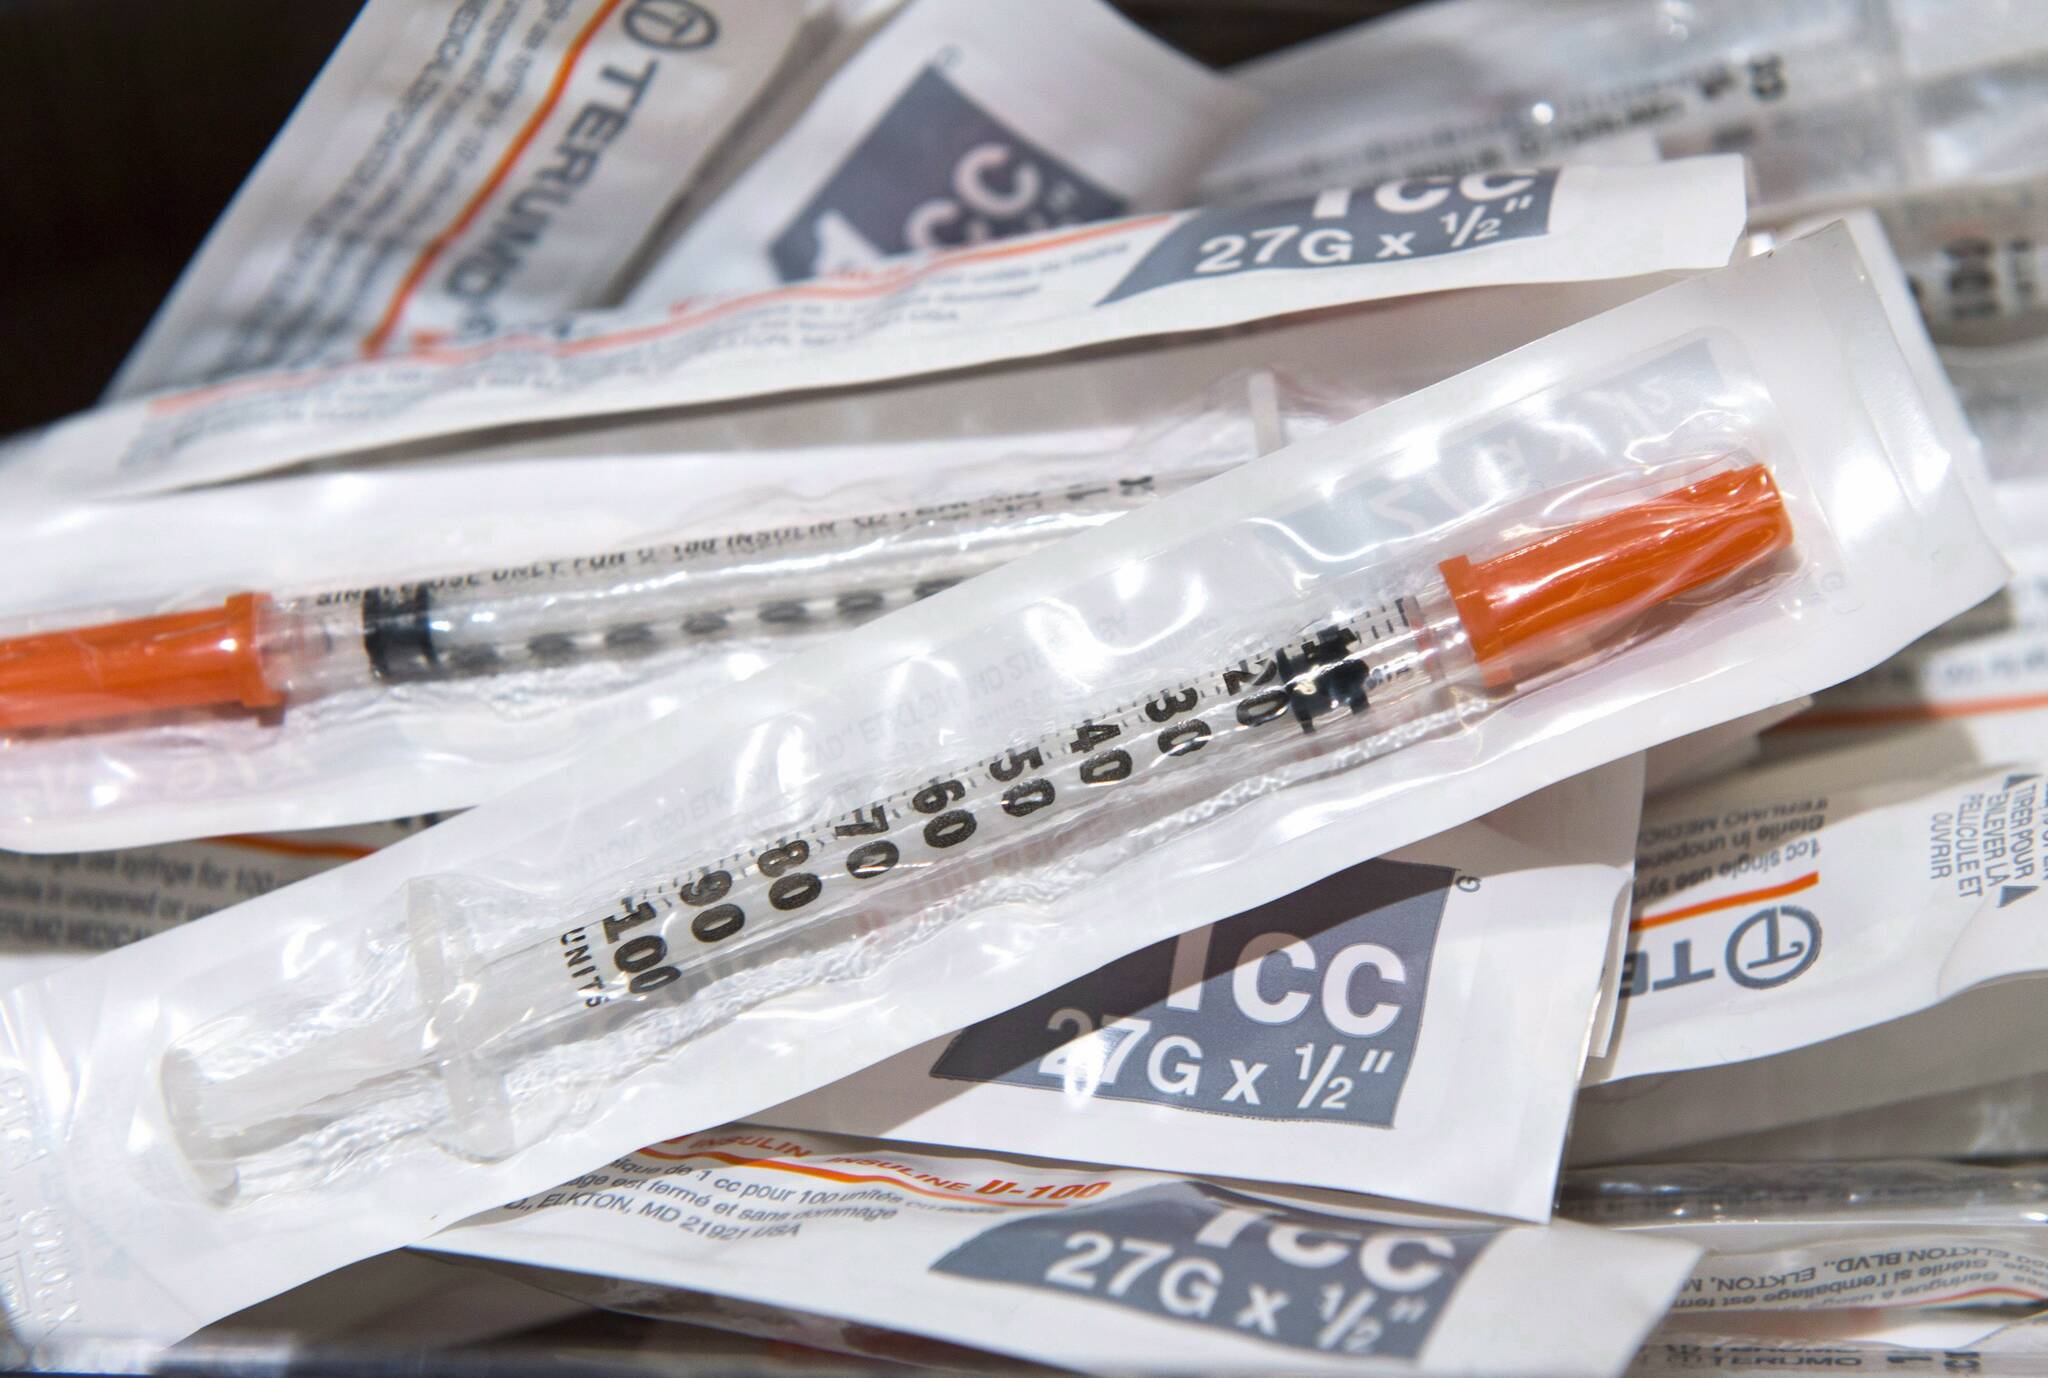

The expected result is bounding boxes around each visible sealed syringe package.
[1560,1159,2048,1316]
[0,373,1318,854]
[1769,176,2048,757]
[108,0,818,400]
[626,0,1260,300]
[763,759,1643,1221]
[1570,732,2048,1164]
[3,157,1745,499]
[0,221,2006,1345]
[417,1125,1699,1378]
[0,161,1748,854]
[1201,0,2048,227]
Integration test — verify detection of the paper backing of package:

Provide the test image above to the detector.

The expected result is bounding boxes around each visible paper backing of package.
[628,0,1260,300]
[109,0,808,400]
[1591,736,2048,1088]
[420,1124,1699,1377]
[6,157,1746,499]
[0,222,2005,1347]
[765,760,1640,1222]
[1574,972,2048,1165]
[1202,0,2048,226]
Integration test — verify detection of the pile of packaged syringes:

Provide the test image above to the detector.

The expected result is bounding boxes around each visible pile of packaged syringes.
[5,1,2048,1374]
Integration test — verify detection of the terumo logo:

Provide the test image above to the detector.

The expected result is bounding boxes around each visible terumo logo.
[1725,904,1821,989]
[624,0,718,50]
[770,65,1125,282]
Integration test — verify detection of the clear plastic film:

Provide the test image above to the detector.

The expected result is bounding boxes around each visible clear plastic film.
[0,370,1336,851]
[1562,1160,2048,1230]
[163,377,1814,1198]
[1560,1160,2048,1314]
[0,223,2006,1348]
[1203,0,2048,226]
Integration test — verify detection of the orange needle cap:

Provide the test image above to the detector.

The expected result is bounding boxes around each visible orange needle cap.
[1439,464,1793,689]
[0,593,284,731]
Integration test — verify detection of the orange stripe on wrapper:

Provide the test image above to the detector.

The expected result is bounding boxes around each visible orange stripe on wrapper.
[634,1147,1061,1208]
[1632,871,1820,931]
[360,0,629,357]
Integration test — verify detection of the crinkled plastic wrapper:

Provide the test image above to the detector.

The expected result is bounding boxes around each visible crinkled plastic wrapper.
[0,221,2006,1348]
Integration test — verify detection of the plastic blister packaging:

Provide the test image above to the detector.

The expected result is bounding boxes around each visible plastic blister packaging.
[0,376,1296,853]
[160,455,1805,1201]
[1203,0,2048,226]
[0,823,424,992]
[1560,1160,2048,1314]
[0,222,2005,1347]
[0,269,1705,854]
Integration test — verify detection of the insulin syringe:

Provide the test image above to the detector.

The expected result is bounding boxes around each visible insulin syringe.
[163,465,1792,1192]
[0,471,1211,732]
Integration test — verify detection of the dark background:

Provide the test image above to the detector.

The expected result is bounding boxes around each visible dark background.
[0,0,1407,438]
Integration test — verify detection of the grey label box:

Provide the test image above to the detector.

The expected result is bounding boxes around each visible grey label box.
[930,858,1454,1127]
[771,65,1126,283]
[933,1179,1495,1359]
[1099,168,1558,304]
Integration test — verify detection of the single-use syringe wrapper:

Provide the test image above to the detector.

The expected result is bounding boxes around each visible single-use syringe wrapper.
[0,220,2005,1348]
[762,758,1643,1223]
[1202,0,2048,226]
[1560,1159,2048,1315]
[1571,732,2048,1164]
[0,263,1689,856]
[0,369,1339,854]
[0,157,1745,500]
[418,1125,1700,1378]
[106,0,816,400]
[1776,475,2048,759]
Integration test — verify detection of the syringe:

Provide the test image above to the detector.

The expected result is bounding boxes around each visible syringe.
[161,465,1792,1197]
[0,472,1206,732]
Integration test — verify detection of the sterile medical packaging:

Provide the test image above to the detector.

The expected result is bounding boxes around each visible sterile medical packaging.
[0,221,2007,1347]
[765,760,1642,1222]
[0,162,1745,856]
[1202,0,2048,225]
[0,822,422,992]
[1768,180,2048,757]
[626,0,1258,300]
[1864,171,2048,344]
[109,0,810,399]
[418,1124,1700,1377]
[0,269,1693,853]
[1573,735,2048,1163]
[3,157,1746,499]
[1784,480,2048,759]
[0,378,1299,854]
[1562,1160,2048,1315]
